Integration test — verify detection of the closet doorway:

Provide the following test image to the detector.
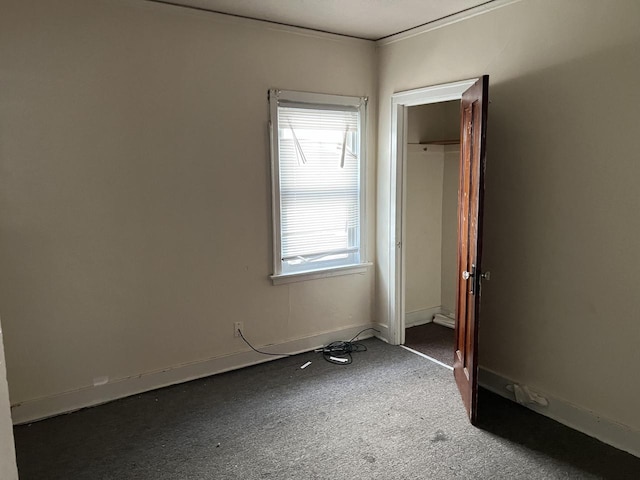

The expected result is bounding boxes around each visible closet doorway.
[403,101,460,368]
[387,76,490,423]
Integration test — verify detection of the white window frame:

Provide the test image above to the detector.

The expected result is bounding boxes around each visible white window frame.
[269,89,368,285]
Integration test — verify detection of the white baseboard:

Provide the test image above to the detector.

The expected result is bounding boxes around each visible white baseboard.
[372,323,390,343]
[405,306,441,328]
[433,313,456,328]
[11,324,378,425]
[405,306,454,328]
[479,367,640,458]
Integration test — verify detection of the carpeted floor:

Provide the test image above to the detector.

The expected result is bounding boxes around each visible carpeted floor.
[404,322,455,366]
[13,339,640,479]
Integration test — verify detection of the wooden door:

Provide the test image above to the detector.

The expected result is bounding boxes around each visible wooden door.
[454,75,489,424]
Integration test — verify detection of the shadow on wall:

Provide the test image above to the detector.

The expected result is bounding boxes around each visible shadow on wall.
[478,40,640,426]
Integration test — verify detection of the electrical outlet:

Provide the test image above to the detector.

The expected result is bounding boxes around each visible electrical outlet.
[234,322,243,337]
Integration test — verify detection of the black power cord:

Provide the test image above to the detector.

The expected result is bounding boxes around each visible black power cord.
[319,328,380,365]
[238,329,292,357]
[237,327,381,365]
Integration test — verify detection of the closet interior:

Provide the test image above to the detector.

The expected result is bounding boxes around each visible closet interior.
[403,100,461,367]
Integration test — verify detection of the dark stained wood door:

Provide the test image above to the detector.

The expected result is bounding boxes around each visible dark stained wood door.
[454,75,489,424]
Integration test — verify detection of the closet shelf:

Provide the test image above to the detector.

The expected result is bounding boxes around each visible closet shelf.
[408,139,459,145]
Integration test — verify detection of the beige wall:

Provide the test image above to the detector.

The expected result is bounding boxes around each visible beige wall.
[0,322,18,480]
[377,0,640,432]
[441,146,460,314]
[0,0,376,407]
[405,102,459,317]
[2,0,640,452]
[407,101,459,144]
[405,145,443,314]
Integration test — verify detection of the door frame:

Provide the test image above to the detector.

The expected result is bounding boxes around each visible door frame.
[388,78,478,346]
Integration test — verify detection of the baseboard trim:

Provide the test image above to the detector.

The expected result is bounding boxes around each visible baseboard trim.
[405,306,441,328]
[11,324,378,425]
[479,367,640,458]
[406,306,454,329]
[433,310,455,329]
[373,323,390,343]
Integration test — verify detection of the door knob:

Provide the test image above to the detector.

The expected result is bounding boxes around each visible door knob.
[462,270,472,280]
[481,271,491,281]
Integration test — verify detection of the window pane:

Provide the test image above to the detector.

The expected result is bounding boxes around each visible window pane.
[277,105,360,273]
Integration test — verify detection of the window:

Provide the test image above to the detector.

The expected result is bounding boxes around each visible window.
[269,89,367,281]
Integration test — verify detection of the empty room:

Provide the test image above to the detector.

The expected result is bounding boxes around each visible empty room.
[0,0,639,478]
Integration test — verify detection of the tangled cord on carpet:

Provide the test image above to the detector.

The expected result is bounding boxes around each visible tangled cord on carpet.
[319,328,380,365]
[238,327,380,365]
[319,340,366,365]
[316,328,380,365]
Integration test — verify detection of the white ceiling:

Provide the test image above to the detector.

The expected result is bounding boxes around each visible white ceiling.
[154,0,495,40]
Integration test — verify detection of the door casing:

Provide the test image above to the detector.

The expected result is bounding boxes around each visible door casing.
[388,78,478,346]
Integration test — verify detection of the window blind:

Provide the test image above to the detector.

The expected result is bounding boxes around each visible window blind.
[277,104,361,273]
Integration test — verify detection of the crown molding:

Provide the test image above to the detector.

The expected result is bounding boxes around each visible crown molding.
[376,0,524,46]
[144,0,374,45]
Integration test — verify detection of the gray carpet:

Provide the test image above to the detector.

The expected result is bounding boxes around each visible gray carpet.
[404,322,455,366]
[13,339,640,479]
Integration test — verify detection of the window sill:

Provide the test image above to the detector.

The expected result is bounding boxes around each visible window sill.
[270,262,373,285]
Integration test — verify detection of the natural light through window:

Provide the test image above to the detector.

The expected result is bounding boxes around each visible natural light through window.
[269,90,366,280]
